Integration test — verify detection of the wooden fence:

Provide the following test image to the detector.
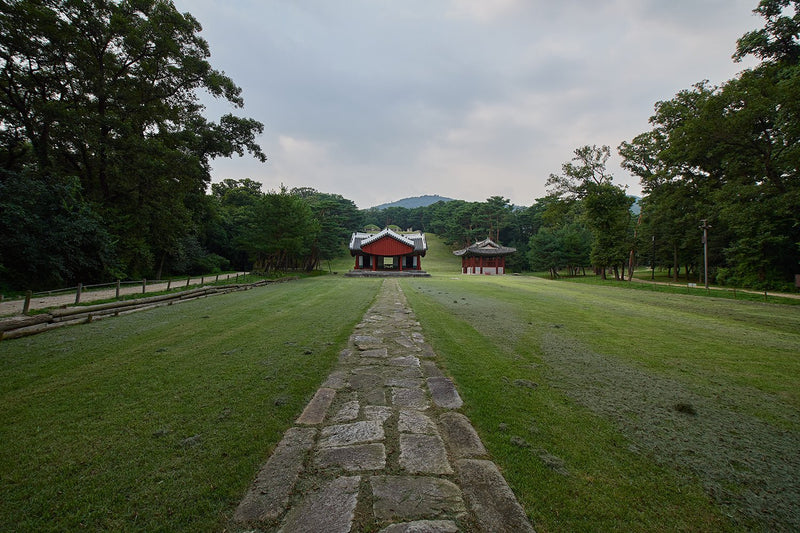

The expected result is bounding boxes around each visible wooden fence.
[4,272,250,315]
[0,277,297,341]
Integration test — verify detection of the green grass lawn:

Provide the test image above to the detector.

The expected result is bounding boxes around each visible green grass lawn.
[3,236,799,531]
[401,274,800,532]
[0,277,380,531]
[535,269,800,305]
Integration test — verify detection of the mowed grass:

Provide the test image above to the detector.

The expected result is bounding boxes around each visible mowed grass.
[0,277,380,531]
[401,274,800,532]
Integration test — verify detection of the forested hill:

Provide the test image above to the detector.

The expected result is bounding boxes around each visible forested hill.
[372,195,454,210]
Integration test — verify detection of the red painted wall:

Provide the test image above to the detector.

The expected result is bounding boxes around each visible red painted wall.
[362,236,413,256]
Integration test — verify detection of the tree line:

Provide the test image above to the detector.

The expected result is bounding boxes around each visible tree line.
[2,0,797,292]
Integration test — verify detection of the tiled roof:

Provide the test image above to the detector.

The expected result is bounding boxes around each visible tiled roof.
[350,228,427,253]
[453,238,517,257]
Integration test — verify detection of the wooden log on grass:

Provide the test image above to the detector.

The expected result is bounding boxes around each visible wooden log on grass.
[0,314,54,333]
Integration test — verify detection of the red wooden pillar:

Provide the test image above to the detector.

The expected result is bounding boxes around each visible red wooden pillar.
[479,256,484,274]
[399,255,404,271]
[417,255,422,271]
[355,255,359,270]
[372,255,377,271]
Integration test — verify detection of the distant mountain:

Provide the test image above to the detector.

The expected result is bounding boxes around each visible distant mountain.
[371,195,455,210]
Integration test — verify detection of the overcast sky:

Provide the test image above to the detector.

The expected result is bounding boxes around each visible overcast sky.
[172,0,761,209]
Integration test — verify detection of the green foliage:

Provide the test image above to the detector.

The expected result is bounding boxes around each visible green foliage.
[293,187,363,268]
[0,0,264,285]
[239,187,319,272]
[544,145,635,279]
[620,3,800,289]
[0,170,119,289]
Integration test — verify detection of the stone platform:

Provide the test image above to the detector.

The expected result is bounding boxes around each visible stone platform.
[344,270,431,278]
[231,279,534,532]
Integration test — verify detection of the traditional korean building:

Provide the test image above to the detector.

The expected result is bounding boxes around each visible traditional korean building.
[453,238,516,275]
[346,228,430,277]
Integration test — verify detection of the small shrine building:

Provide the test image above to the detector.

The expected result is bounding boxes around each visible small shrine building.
[347,228,430,276]
[453,238,516,275]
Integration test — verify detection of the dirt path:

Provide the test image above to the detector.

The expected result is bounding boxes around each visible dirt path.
[231,279,535,532]
[628,276,800,299]
[0,273,248,316]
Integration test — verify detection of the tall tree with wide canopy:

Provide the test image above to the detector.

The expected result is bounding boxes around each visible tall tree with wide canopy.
[548,145,634,279]
[0,0,265,282]
[621,0,800,288]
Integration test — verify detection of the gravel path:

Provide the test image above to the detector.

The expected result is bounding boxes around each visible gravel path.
[231,278,535,532]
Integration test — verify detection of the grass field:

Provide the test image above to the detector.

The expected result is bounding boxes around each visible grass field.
[401,274,800,531]
[0,277,381,531]
[2,235,799,531]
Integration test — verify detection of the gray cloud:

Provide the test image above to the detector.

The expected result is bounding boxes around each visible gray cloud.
[176,0,760,208]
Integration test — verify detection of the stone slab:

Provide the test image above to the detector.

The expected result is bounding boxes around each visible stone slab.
[378,520,459,533]
[233,427,316,523]
[315,443,386,471]
[371,476,465,521]
[392,387,429,410]
[398,409,438,434]
[419,344,437,358]
[455,459,536,533]
[319,420,384,448]
[438,412,487,458]
[390,355,421,367]
[361,347,390,358]
[353,334,383,349]
[350,371,388,405]
[386,377,424,388]
[400,434,453,474]
[420,360,444,378]
[279,475,360,533]
[322,370,348,389]
[296,387,336,425]
[330,399,360,423]
[394,336,418,349]
[365,405,394,424]
[427,377,463,409]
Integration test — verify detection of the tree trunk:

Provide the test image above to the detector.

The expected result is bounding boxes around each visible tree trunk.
[156,252,166,281]
[673,243,679,282]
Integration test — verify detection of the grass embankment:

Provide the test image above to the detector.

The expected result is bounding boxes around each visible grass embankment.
[0,277,381,531]
[401,275,800,532]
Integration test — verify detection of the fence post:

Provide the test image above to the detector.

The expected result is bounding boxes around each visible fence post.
[142,278,147,294]
[236,273,239,282]
[215,274,219,282]
[201,275,204,285]
[23,290,32,314]
[186,276,190,287]
[75,283,83,305]
[116,279,121,300]
[167,279,171,290]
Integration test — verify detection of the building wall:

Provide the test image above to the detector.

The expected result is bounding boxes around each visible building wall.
[362,237,413,256]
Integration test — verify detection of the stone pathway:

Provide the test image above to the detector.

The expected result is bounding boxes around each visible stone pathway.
[232,279,535,532]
